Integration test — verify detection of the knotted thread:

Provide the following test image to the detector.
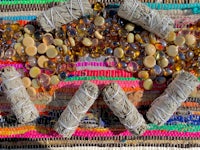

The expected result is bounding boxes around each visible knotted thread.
[102,83,147,135]
[37,0,93,32]
[146,71,200,126]
[118,0,174,39]
[0,66,39,124]
[54,81,99,138]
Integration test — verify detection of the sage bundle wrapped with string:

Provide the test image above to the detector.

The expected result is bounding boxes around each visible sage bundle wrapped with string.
[102,83,147,135]
[147,71,199,126]
[0,67,39,124]
[118,0,174,39]
[54,81,99,138]
[37,0,93,32]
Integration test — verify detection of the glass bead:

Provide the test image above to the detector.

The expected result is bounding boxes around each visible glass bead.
[24,24,35,34]
[163,68,173,76]
[126,61,139,73]
[55,30,66,39]
[105,47,113,55]
[13,31,23,39]
[34,31,43,41]
[174,60,186,71]
[149,33,157,44]
[44,60,57,69]
[42,33,54,45]
[149,69,157,80]
[0,50,4,59]
[59,72,67,80]
[104,57,118,67]
[130,43,139,50]
[124,57,132,63]
[66,63,76,72]
[118,29,128,37]
[179,44,189,53]
[168,57,175,66]
[93,2,103,11]
[135,34,143,43]
[4,48,16,59]
[125,49,134,57]
[90,52,100,58]
[186,51,194,60]
[10,23,20,31]
[155,43,164,51]
[117,61,127,69]
[67,27,77,37]
[28,56,37,67]
[175,52,186,61]
[155,76,166,84]
[138,71,149,79]
[37,73,50,87]
[153,65,162,75]
[92,39,99,47]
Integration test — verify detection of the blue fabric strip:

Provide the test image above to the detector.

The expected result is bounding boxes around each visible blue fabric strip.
[0,16,37,21]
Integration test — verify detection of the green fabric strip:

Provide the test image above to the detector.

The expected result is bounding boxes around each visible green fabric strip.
[0,0,65,5]
[148,124,200,132]
[65,76,138,81]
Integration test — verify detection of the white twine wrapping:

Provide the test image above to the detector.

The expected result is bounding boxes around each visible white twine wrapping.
[117,0,174,39]
[146,71,200,126]
[54,81,99,138]
[0,66,39,124]
[37,0,93,32]
[102,83,147,135]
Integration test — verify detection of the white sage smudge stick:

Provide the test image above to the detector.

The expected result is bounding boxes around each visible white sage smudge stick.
[118,0,174,39]
[0,66,39,124]
[102,83,147,135]
[54,81,99,138]
[147,71,200,126]
[37,0,93,32]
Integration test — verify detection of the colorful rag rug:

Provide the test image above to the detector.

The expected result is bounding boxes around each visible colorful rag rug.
[0,0,200,149]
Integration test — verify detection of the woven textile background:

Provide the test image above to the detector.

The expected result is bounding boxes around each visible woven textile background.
[0,0,200,149]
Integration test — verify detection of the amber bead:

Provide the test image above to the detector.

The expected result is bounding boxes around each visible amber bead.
[42,33,54,45]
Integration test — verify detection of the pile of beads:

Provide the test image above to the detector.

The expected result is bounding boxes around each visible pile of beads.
[0,2,199,95]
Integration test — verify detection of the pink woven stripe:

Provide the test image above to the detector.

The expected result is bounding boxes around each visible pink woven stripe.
[0,130,199,138]
[69,70,133,77]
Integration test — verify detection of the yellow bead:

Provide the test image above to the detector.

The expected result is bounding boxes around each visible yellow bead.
[143,78,153,90]
[114,47,124,58]
[138,71,149,79]
[29,67,41,78]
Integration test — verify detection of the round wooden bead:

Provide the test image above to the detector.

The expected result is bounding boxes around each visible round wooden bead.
[143,56,156,68]
[166,45,178,57]
[145,44,156,56]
